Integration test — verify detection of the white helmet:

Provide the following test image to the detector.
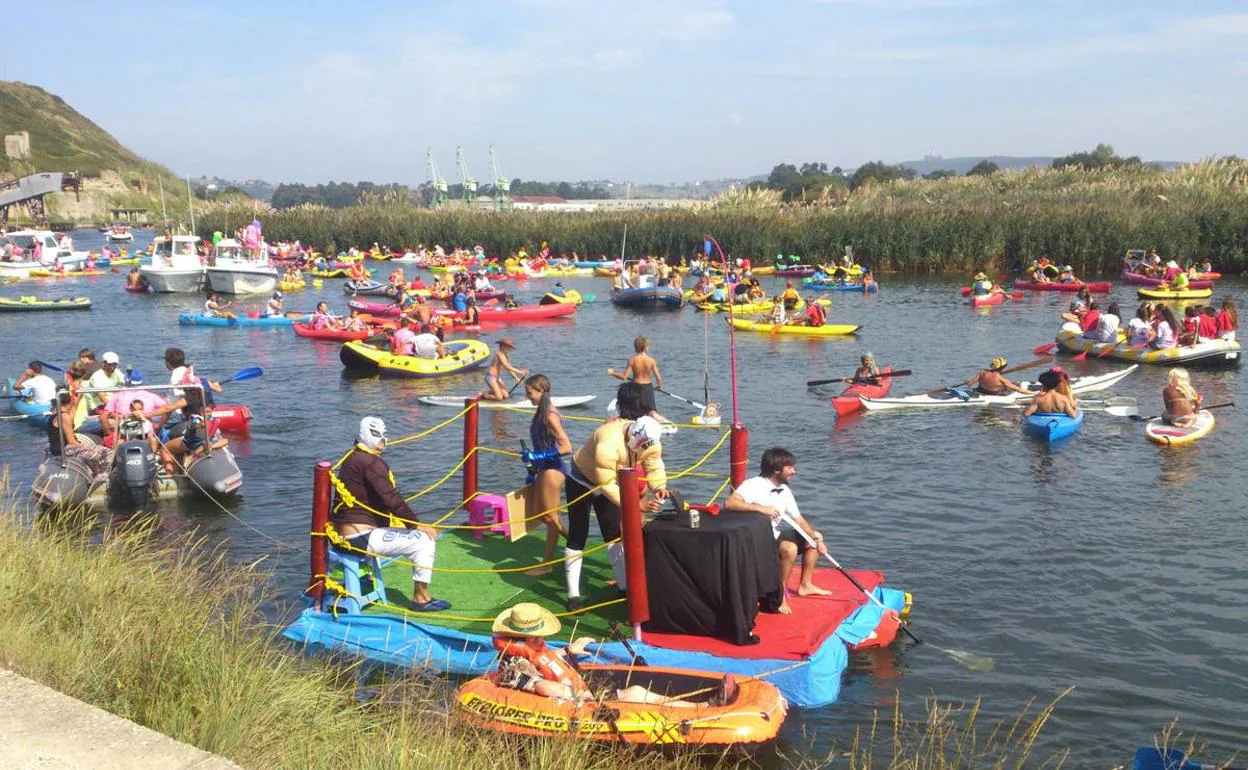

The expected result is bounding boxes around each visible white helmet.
[358,416,387,450]
[626,416,663,454]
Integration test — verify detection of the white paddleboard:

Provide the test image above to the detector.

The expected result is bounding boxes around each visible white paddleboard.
[418,395,596,409]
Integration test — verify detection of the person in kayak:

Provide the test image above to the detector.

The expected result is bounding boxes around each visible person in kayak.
[522,374,571,577]
[970,272,995,296]
[265,291,285,318]
[309,302,340,331]
[803,297,826,327]
[607,336,667,423]
[126,268,149,291]
[1021,370,1078,418]
[13,360,58,405]
[1027,261,1051,284]
[1162,368,1201,426]
[966,358,1030,396]
[563,384,670,611]
[724,446,830,615]
[204,294,236,320]
[480,337,527,401]
[1057,265,1079,284]
[490,603,701,706]
[845,352,881,385]
[780,280,801,310]
[331,416,449,612]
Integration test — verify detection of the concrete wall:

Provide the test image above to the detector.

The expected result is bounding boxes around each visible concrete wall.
[4,131,30,160]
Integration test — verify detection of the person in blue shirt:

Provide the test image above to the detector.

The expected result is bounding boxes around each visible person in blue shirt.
[452,288,469,313]
[551,282,565,297]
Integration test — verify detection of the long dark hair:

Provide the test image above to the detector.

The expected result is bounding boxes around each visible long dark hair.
[526,374,553,447]
[615,382,648,420]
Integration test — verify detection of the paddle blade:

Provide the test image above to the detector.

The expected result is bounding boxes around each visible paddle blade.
[228,367,263,383]
[959,286,972,297]
[1033,342,1058,355]
[1008,292,1025,300]
[1071,351,1088,361]
[1105,405,1141,417]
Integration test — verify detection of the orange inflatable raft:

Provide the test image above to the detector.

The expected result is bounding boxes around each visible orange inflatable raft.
[456,664,787,746]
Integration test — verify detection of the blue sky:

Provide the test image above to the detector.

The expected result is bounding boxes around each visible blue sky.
[3,0,1245,185]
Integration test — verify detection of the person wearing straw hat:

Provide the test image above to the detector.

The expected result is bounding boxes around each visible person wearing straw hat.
[966,357,1030,397]
[490,602,700,705]
[480,337,527,401]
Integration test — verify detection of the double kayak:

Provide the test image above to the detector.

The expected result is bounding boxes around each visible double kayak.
[860,365,1138,411]
[1123,271,1214,289]
[1136,287,1213,300]
[416,394,596,409]
[1055,330,1240,366]
[1023,411,1085,443]
[1144,410,1216,445]
[29,269,108,278]
[456,664,785,747]
[727,318,861,336]
[698,298,807,314]
[1013,280,1112,293]
[178,313,309,327]
[292,322,375,341]
[832,367,893,417]
[350,297,566,321]
[339,339,491,377]
[0,296,92,311]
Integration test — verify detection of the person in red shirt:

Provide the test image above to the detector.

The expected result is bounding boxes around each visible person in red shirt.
[1178,306,1200,346]
[1197,307,1219,340]
[804,298,826,327]
[1216,298,1238,341]
[1080,301,1101,335]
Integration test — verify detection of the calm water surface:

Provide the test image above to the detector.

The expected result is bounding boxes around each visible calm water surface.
[1,230,1244,766]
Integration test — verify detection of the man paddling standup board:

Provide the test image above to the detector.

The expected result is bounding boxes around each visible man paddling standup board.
[607,336,669,423]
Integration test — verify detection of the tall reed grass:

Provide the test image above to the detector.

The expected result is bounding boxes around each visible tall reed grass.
[197,159,1248,275]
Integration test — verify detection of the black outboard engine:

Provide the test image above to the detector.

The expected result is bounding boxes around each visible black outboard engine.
[30,455,93,511]
[109,439,157,509]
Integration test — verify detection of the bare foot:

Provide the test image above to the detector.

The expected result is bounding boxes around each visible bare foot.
[778,600,792,615]
[523,565,553,577]
[797,583,832,597]
[605,578,619,588]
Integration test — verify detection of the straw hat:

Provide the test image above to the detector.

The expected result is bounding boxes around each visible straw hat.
[498,337,517,350]
[492,602,560,637]
[974,272,987,281]
[989,357,1007,371]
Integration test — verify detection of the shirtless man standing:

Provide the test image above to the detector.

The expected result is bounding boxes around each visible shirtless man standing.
[607,336,668,423]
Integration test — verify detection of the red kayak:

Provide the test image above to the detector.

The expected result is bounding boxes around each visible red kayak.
[431,303,578,322]
[1012,279,1112,293]
[292,322,374,341]
[832,366,893,417]
[970,292,1007,307]
[1121,271,1214,289]
[211,404,251,434]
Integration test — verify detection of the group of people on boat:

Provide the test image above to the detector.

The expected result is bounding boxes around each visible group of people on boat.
[1023,258,1081,284]
[1124,250,1214,281]
[1062,292,1237,349]
[11,347,229,480]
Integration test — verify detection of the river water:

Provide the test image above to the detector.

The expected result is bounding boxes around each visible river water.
[1,229,1244,767]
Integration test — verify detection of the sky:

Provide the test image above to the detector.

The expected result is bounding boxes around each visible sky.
[3,0,1246,185]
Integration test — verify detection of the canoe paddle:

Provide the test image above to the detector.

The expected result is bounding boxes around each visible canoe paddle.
[779,512,994,672]
[1107,401,1234,421]
[224,367,263,383]
[807,369,911,388]
[922,357,1051,395]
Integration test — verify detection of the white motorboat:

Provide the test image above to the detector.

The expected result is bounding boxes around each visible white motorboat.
[105,223,134,242]
[205,238,278,295]
[2,229,89,271]
[140,234,205,293]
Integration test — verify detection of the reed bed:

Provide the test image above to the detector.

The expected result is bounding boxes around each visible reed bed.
[198,159,1248,275]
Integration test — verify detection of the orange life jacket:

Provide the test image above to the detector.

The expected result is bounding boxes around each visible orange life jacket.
[492,635,586,693]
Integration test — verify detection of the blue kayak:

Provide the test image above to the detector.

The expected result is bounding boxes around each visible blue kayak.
[610,285,684,308]
[1023,411,1084,443]
[805,280,879,293]
[4,377,53,426]
[178,313,308,328]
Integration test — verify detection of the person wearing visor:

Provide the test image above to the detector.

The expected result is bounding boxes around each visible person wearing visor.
[86,351,128,430]
[331,416,450,612]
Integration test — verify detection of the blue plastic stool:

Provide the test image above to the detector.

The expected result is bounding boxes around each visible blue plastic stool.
[327,546,388,614]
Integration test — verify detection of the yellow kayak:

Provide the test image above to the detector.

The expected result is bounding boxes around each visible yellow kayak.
[279,279,307,292]
[750,266,775,276]
[728,318,860,336]
[698,298,813,314]
[1137,287,1212,300]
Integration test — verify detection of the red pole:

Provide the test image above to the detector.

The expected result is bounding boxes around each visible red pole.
[309,460,332,610]
[463,397,479,503]
[617,465,649,640]
[730,423,749,488]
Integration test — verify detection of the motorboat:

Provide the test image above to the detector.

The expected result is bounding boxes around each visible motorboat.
[0,229,89,275]
[205,238,278,295]
[140,234,206,293]
[105,223,134,242]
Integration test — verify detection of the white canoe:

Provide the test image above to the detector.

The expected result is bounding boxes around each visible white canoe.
[860,365,1138,411]
[417,395,596,409]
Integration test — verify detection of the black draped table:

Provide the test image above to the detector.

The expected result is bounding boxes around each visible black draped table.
[641,510,782,645]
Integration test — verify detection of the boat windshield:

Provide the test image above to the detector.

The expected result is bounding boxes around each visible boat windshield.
[216,245,242,260]
[174,240,197,257]
[8,235,36,249]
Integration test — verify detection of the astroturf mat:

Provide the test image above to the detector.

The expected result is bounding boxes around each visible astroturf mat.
[362,529,627,640]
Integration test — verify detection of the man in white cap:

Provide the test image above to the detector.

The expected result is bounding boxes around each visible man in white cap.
[330,416,449,612]
[86,351,128,427]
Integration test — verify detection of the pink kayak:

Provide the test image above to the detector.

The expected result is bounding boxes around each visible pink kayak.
[970,292,1007,307]
[1122,271,1214,289]
[1013,279,1112,293]
[350,299,577,322]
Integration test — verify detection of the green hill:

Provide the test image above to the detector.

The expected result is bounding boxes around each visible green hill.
[0,80,205,224]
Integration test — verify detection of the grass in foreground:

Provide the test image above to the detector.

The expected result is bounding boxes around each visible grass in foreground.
[0,485,1102,769]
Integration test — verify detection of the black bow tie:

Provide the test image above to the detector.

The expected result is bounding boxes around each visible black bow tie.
[770,487,784,494]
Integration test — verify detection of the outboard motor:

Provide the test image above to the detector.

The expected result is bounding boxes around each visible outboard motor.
[30,455,93,512]
[109,439,157,509]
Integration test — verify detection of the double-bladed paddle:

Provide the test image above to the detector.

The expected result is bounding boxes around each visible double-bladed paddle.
[922,357,1052,396]
[806,369,912,387]
[1106,401,1234,421]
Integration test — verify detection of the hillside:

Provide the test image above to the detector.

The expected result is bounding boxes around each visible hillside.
[0,80,198,224]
